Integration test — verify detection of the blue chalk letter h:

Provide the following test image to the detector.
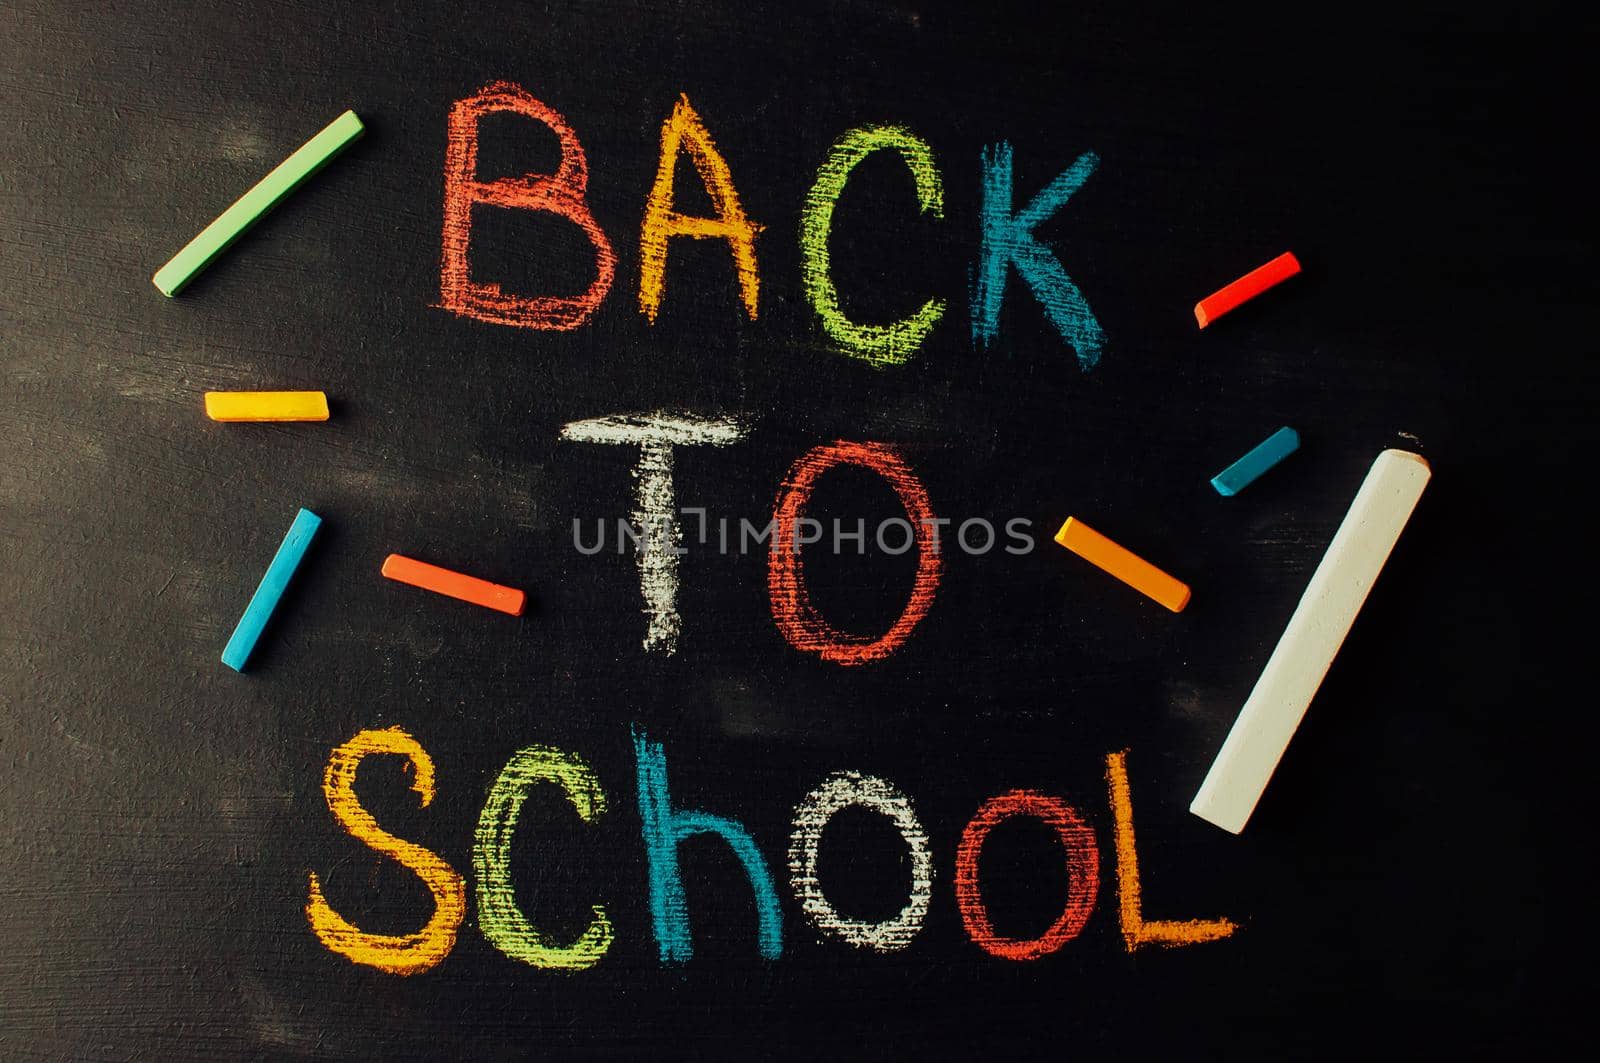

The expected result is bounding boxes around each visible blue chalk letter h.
[633,726,783,962]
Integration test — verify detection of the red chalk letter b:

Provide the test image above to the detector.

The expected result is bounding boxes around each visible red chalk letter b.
[440,81,616,329]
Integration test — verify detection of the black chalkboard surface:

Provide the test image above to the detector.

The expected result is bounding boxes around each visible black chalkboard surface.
[1,3,1590,1057]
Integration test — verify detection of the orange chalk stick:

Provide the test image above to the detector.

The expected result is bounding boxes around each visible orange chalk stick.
[1194,251,1301,328]
[1053,518,1190,613]
[381,554,525,616]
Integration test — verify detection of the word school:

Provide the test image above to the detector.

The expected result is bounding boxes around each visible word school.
[308,726,1238,974]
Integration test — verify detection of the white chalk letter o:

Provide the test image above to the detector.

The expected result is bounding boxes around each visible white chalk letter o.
[788,772,933,951]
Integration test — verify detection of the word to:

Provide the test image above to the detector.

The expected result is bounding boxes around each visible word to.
[561,414,948,663]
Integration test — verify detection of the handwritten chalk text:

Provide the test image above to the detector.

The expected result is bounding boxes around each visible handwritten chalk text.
[307,730,1238,972]
[439,82,1105,369]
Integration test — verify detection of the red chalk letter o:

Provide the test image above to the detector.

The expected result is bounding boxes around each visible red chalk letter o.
[954,790,1099,961]
[768,441,942,665]
[440,81,616,330]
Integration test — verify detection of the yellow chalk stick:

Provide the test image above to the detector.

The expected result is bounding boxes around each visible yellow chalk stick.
[204,391,330,422]
[1054,517,1191,613]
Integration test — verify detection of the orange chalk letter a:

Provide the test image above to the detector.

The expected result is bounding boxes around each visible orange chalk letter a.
[639,94,762,322]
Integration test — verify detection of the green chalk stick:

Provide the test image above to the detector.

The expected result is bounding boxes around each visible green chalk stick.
[152,110,365,297]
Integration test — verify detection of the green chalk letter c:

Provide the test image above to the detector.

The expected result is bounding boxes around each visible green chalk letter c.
[800,126,945,368]
[473,745,613,970]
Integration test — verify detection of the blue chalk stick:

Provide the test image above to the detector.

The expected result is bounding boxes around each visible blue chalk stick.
[1211,427,1300,496]
[221,508,322,671]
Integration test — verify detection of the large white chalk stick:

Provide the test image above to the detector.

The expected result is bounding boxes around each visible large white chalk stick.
[1191,449,1431,834]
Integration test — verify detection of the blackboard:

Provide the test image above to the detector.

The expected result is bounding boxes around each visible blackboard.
[1,3,1588,1057]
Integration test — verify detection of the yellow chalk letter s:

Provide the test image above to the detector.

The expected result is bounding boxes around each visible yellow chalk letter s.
[307,726,466,974]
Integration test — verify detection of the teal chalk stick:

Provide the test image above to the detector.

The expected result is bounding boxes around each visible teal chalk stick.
[221,508,322,672]
[1211,427,1300,496]
[153,110,365,297]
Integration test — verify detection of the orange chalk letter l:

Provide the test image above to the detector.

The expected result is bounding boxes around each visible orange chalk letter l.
[1106,750,1238,950]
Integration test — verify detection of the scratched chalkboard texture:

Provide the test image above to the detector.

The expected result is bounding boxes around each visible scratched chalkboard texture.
[0,2,1591,1058]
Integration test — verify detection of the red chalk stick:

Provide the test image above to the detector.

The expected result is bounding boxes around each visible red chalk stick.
[1194,252,1301,328]
[381,554,525,616]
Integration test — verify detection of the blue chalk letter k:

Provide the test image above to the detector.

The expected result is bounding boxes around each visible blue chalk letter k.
[971,144,1105,371]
